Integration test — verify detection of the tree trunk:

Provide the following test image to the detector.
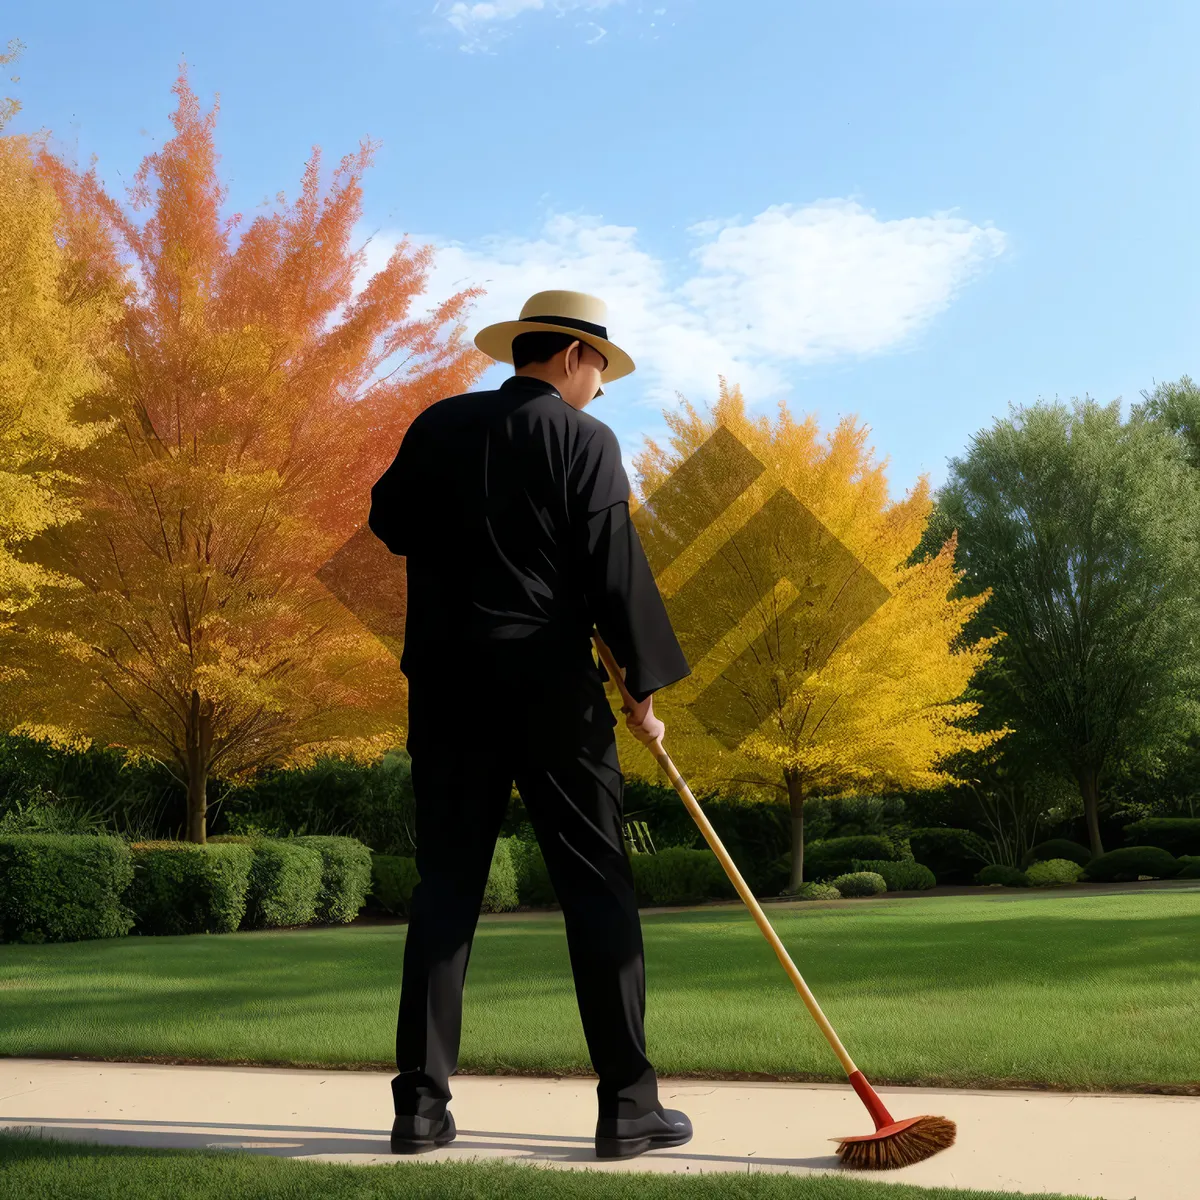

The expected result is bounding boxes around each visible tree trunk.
[1078,765,1105,858]
[786,771,805,891]
[185,690,214,844]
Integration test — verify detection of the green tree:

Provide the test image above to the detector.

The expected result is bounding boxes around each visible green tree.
[916,397,1200,856]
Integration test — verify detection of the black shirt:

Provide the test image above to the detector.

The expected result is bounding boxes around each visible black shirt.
[367,375,691,703]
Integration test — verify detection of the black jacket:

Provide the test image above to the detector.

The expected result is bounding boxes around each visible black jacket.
[368,375,690,703]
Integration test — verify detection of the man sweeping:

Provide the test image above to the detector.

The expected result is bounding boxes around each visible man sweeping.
[367,290,694,1160]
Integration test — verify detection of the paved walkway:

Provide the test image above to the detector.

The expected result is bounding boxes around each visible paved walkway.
[2,1058,1198,1198]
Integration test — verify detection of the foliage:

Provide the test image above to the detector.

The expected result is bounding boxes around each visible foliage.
[915,395,1200,858]
[0,834,134,943]
[367,853,420,916]
[1025,858,1083,886]
[630,847,735,907]
[508,838,557,906]
[908,827,990,884]
[1082,846,1179,882]
[0,109,121,726]
[240,838,322,928]
[1175,857,1200,879]
[617,382,1008,891]
[852,858,936,891]
[960,760,1079,867]
[780,881,842,900]
[803,835,900,882]
[126,841,253,935]
[218,751,417,855]
[481,837,520,913]
[1122,818,1200,856]
[10,70,488,842]
[1020,839,1092,870]
[829,871,888,897]
[292,836,372,924]
[976,864,1029,887]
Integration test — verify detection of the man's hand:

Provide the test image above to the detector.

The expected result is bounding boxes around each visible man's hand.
[623,692,665,747]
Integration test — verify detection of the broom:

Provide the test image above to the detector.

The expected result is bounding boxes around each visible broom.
[593,633,956,1171]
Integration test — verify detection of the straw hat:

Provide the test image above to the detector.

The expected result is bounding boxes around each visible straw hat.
[474,290,636,395]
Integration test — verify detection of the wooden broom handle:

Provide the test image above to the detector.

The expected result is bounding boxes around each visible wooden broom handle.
[593,632,859,1079]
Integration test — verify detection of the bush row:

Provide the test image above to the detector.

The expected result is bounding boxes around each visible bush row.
[0,834,371,943]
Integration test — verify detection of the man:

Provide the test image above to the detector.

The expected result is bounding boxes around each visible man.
[367,290,694,1160]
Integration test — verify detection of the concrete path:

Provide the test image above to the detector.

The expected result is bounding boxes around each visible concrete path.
[3,1060,1198,1197]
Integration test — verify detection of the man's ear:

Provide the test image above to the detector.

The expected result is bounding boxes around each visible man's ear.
[563,340,583,375]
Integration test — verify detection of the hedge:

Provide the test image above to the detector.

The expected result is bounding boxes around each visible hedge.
[908,828,990,884]
[803,836,900,882]
[977,864,1028,887]
[369,854,421,916]
[127,841,254,935]
[1082,845,1179,882]
[1025,858,1083,886]
[783,881,842,901]
[631,847,734,906]
[292,836,372,923]
[852,858,936,891]
[830,871,887,897]
[1176,856,1200,880]
[1122,818,1200,857]
[481,837,520,913]
[1020,839,1092,870]
[0,834,135,944]
[243,839,323,928]
[508,838,557,906]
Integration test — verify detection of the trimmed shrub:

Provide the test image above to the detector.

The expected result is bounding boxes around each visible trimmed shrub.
[0,834,135,943]
[976,864,1029,887]
[1020,839,1092,870]
[481,837,520,913]
[509,838,557,907]
[908,828,990,884]
[830,871,887,897]
[1082,846,1179,882]
[1122,818,1200,857]
[292,836,372,924]
[781,881,842,901]
[852,859,936,891]
[803,836,899,882]
[1175,856,1200,880]
[127,841,253,935]
[1025,858,1083,886]
[631,847,734,906]
[245,840,323,928]
[369,854,420,916]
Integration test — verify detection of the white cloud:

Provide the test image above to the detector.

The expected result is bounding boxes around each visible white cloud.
[436,0,619,51]
[376,200,1003,396]
[357,199,1005,469]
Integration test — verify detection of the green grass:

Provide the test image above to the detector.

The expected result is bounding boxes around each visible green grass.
[0,1132,1099,1200]
[2,891,1198,1090]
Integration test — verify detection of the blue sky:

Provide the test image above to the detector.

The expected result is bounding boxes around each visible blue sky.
[6,0,1198,503]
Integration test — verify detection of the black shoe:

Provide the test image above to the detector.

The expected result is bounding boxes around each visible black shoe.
[595,1108,692,1159]
[390,1110,457,1154]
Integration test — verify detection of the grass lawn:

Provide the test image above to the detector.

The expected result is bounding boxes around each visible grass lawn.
[1,890,1198,1091]
[0,1132,1100,1200]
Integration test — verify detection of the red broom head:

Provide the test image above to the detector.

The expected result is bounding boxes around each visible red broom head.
[834,1071,956,1170]
[835,1114,957,1170]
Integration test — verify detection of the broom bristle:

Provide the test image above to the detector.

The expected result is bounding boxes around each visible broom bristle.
[836,1115,957,1170]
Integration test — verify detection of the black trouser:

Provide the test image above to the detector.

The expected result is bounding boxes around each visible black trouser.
[391,646,660,1122]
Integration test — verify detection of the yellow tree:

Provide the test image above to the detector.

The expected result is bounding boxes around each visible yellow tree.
[615,382,1009,887]
[12,70,488,841]
[0,41,121,720]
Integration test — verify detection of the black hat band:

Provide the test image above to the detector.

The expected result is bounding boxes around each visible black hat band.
[520,314,609,340]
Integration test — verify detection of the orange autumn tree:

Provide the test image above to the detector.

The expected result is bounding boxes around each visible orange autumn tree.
[14,70,487,841]
[614,382,1010,888]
